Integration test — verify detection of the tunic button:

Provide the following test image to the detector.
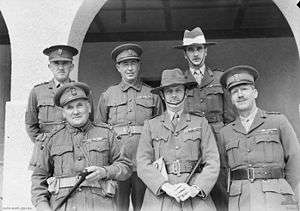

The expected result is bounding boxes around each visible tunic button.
[200,99,203,103]
[248,164,252,167]
[247,149,251,152]
[128,109,132,112]
[128,99,132,102]
[77,188,82,192]
[78,157,83,161]
[175,146,179,150]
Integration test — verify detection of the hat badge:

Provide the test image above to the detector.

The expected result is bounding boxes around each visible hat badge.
[70,87,77,96]
[57,49,63,55]
[231,74,242,82]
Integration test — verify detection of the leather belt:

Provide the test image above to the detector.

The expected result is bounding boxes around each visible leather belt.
[166,160,201,176]
[205,113,223,124]
[231,167,284,182]
[113,125,143,136]
[57,176,102,189]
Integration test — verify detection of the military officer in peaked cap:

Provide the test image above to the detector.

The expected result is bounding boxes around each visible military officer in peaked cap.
[219,65,300,211]
[25,44,94,170]
[97,43,163,211]
[174,27,235,211]
[137,68,220,211]
[31,82,132,211]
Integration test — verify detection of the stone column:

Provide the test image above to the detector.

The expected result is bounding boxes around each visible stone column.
[0,0,107,208]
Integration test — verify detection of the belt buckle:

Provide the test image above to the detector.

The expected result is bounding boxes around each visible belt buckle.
[247,167,255,183]
[173,160,181,176]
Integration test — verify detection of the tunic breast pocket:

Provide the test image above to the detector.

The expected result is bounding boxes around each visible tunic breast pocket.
[255,130,283,163]
[152,134,168,160]
[225,139,240,168]
[107,99,127,123]
[135,98,154,119]
[37,99,61,123]
[51,145,73,175]
[183,131,201,160]
[88,140,110,166]
[205,86,224,112]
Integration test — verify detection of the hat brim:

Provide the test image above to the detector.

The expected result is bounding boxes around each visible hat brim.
[49,57,73,62]
[43,45,78,56]
[117,56,141,63]
[151,82,197,95]
[111,44,143,62]
[54,82,91,107]
[173,42,216,49]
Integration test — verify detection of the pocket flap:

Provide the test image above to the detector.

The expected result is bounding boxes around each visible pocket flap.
[262,179,294,194]
[255,134,280,144]
[51,145,73,156]
[229,181,242,196]
[107,98,127,107]
[88,140,109,152]
[135,98,154,108]
[183,130,200,142]
[225,140,239,151]
[37,98,55,106]
[206,85,224,95]
[153,131,169,142]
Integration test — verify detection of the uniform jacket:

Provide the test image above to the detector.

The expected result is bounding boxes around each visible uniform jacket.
[31,121,132,211]
[220,108,300,211]
[136,112,220,211]
[25,79,94,142]
[97,80,163,170]
[184,66,235,134]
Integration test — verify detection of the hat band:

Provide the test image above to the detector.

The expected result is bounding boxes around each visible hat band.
[182,35,206,46]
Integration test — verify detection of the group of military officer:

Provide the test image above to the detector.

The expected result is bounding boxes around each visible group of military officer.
[26,26,300,211]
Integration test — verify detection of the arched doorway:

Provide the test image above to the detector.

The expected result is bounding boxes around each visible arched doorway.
[78,0,300,136]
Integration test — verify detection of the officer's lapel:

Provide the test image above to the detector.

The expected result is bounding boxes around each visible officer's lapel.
[232,119,248,135]
[161,112,173,131]
[247,109,265,134]
[199,67,214,88]
[175,113,189,133]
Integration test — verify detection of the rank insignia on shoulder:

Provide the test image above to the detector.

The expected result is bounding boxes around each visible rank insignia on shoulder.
[257,128,278,134]
[136,95,152,100]
[266,111,281,115]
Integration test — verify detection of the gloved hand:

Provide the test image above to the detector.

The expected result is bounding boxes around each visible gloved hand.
[161,183,181,202]
[174,183,201,201]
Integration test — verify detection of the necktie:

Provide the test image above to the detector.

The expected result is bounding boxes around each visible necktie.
[171,113,179,129]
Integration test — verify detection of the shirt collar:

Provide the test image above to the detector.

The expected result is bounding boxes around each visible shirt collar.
[52,78,71,88]
[120,79,142,92]
[167,109,183,121]
[239,107,258,124]
[66,120,92,134]
[190,64,206,76]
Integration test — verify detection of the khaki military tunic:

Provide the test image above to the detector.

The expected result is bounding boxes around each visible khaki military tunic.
[220,109,300,211]
[136,112,220,211]
[97,80,162,170]
[25,80,65,142]
[31,121,132,211]
[184,67,235,134]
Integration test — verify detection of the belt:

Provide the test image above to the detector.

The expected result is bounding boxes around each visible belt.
[205,113,223,123]
[231,167,284,182]
[166,160,201,176]
[57,176,102,189]
[113,125,143,136]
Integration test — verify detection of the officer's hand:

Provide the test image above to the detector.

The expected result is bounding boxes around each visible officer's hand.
[175,183,200,201]
[85,166,107,182]
[161,183,181,202]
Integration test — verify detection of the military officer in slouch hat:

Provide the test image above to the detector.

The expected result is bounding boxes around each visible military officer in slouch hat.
[137,68,219,211]
[25,45,94,170]
[219,65,300,211]
[174,26,235,211]
[31,82,132,211]
[97,43,163,211]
